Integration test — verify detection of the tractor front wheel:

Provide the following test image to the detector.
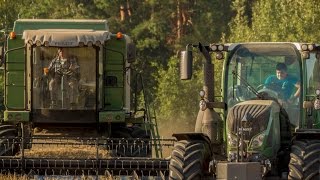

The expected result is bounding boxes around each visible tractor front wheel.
[169,140,212,180]
[288,139,320,179]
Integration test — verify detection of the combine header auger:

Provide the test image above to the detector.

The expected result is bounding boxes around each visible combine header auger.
[0,19,175,178]
[169,42,320,179]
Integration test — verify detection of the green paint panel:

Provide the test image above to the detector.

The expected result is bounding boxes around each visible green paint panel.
[105,35,126,62]
[105,64,123,70]
[7,37,24,56]
[6,71,24,85]
[6,86,24,108]
[107,52,124,64]
[104,35,126,111]
[104,88,124,110]
[5,37,26,110]
[6,63,25,71]
[99,111,125,122]
[4,33,26,111]
[6,38,25,71]
[105,64,124,86]
[4,110,29,122]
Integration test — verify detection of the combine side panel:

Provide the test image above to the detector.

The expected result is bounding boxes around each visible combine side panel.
[5,37,25,109]
[104,35,125,111]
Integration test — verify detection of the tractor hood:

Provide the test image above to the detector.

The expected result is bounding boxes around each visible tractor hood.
[22,29,111,47]
[227,100,280,139]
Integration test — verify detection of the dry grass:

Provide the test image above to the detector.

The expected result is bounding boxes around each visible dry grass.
[0,174,28,180]
[20,146,110,159]
[18,127,111,159]
[0,174,112,180]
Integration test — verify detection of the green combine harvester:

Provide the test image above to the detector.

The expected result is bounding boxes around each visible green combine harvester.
[0,19,173,178]
[169,42,320,179]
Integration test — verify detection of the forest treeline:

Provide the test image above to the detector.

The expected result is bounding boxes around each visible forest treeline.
[1,0,320,134]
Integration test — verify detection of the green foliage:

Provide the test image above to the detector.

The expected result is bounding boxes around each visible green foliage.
[2,0,320,135]
[227,0,320,42]
[18,0,92,19]
[227,0,251,42]
[155,56,202,127]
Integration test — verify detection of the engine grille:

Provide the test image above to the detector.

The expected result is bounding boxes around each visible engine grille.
[227,102,271,140]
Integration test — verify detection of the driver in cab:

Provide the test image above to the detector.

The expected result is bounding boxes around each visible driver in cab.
[264,63,300,103]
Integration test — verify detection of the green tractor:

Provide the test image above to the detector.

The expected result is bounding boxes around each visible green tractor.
[0,19,166,176]
[169,42,320,179]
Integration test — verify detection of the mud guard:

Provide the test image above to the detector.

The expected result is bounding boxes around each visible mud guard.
[172,132,212,145]
[294,129,320,139]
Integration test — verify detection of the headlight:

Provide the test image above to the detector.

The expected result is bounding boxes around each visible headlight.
[216,52,224,60]
[308,44,314,51]
[301,44,308,51]
[210,44,217,51]
[199,100,207,111]
[217,44,224,51]
[227,133,238,147]
[250,132,265,148]
[199,90,205,98]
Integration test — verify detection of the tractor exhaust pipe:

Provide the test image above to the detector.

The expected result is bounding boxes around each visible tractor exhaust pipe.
[199,43,214,102]
[180,43,222,145]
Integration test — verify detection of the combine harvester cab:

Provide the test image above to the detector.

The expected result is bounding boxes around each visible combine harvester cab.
[169,42,320,179]
[0,19,173,178]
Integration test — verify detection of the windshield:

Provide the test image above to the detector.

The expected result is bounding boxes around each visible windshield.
[226,43,301,126]
[305,52,320,98]
[31,47,97,110]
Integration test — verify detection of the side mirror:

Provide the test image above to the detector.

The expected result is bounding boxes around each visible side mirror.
[180,50,193,80]
[127,43,136,63]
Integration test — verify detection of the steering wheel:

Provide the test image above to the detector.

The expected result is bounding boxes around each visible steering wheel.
[256,84,279,99]
[256,84,265,91]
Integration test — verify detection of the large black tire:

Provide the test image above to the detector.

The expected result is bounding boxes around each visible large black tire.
[288,139,320,180]
[0,124,18,156]
[169,140,212,180]
[111,125,151,157]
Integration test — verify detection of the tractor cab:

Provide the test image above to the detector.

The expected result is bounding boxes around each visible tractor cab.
[225,43,302,127]
[16,30,110,123]
[3,20,137,126]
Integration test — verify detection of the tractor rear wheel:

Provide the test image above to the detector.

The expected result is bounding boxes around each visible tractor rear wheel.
[288,139,320,179]
[111,125,151,157]
[0,124,18,156]
[169,140,212,180]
